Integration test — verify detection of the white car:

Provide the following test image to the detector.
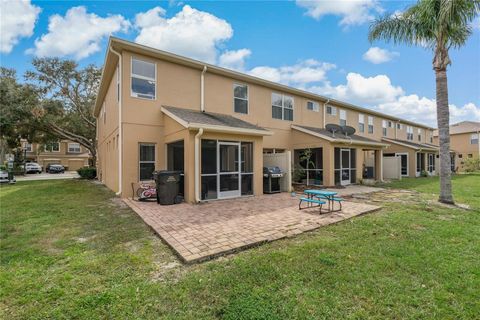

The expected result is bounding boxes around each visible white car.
[25,162,42,174]
[0,170,9,183]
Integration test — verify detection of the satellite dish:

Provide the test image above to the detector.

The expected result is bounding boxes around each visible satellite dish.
[325,124,343,137]
[342,126,356,137]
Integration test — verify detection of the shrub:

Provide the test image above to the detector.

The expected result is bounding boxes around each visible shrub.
[420,170,429,177]
[463,158,480,172]
[77,167,97,179]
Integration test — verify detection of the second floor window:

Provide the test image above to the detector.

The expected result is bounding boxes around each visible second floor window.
[68,143,81,153]
[307,101,319,112]
[407,126,414,140]
[131,58,156,100]
[272,93,293,121]
[418,128,422,141]
[45,142,60,152]
[25,143,32,152]
[358,114,365,133]
[326,105,337,115]
[397,123,403,130]
[382,120,387,136]
[368,116,374,134]
[233,84,248,114]
[339,110,347,126]
[471,133,479,144]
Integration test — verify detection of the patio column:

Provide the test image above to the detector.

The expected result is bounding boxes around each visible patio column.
[323,145,335,186]
[375,149,383,182]
[355,148,363,182]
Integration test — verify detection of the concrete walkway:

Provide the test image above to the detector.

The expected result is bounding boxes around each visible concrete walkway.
[125,192,381,263]
[15,171,80,181]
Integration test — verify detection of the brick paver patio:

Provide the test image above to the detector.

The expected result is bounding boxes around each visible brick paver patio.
[124,193,380,263]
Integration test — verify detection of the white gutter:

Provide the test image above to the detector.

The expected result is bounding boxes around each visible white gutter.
[194,128,204,203]
[110,46,122,196]
[201,66,207,112]
[323,99,330,128]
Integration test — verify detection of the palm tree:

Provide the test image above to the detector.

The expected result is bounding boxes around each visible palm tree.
[369,0,479,204]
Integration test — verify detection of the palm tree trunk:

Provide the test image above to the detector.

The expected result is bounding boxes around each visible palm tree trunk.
[435,68,454,204]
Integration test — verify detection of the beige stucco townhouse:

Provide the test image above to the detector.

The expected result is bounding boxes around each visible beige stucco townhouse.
[433,121,480,172]
[94,37,437,203]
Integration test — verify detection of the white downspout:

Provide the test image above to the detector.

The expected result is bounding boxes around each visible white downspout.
[201,66,207,112]
[323,99,330,128]
[110,46,122,196]
[194,128,204,202]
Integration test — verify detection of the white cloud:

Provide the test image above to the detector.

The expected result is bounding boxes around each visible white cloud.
[296,0,382,26]
[312,72,404,105]
[0,0,40,53]
[378,96,480,127]
[219,49,251,71]
[134,5,233,64]
[249,59,336,86]
[28,6,129,60]
[363,47,399,64]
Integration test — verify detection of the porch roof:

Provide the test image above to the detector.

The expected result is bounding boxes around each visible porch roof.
[381,138,439,152]
[292,125,389,148]
[161,106,272,136]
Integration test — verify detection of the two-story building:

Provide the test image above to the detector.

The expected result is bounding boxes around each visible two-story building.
[21,140,90,171]
[94,37,437,202]
[433,121,480,171]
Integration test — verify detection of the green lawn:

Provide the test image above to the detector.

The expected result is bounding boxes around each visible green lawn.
[1,176,479,319]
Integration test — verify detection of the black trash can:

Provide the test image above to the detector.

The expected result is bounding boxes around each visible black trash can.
[154,170,181,205]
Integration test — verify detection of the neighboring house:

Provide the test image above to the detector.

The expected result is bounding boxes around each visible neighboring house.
[94,37,437,202]
[433,121,480,171]
[21,140,90,171]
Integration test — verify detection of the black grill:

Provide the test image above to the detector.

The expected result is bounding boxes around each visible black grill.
[263,166,284,194]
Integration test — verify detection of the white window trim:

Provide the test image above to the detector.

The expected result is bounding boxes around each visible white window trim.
[68,143,81,153]
[326,105,337,116]
[307,100,319,112]
[25,143,32,152]
[139,143,156,181]
[368,116,374,134]
[470,133,479,144]
[272,92,294,121]
[233,83,248,114]
[130,56,157,100]
[339,109,347,126]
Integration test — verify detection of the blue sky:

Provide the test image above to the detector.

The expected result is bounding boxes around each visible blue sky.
[1,0,479,127]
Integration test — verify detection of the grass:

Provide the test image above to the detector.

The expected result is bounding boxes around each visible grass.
[1,176,479,319]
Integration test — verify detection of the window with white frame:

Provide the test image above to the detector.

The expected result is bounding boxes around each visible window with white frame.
[382,120,388,136]
[388,121,393,128]
[139,143,156,181]
[368,116,374,134]
[116,65,120,102]
[102,101,106,124]
[397,123,403,130]
[417,128,422,141]
[233,83,248,114]
[358,114,365,133]
[45,142,60,152]
[429,131,433,143]
[407,126,414,140]
[339,109,347,126]
[471,133,479,144]
[307,100,319,112]
[271,93,293,121]
[25,143,32,152]
[131,58,156,99]
[68,143,81,153]
[326,105,337,115]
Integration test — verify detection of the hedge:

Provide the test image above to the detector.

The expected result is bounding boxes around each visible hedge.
[77,167,97,179]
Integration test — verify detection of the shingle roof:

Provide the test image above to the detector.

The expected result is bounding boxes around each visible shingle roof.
[433,121,480,136]
[162,106,269,132]
[294,125,386,145]
[382,138,439,151]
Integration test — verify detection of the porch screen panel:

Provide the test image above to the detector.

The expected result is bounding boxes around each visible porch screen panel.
[201,140,217,200]
[350,149,356,183]
[241,142,253,195]
[293,148,323,185]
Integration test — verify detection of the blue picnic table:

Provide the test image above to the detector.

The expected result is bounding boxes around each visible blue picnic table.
[299,189,343,213]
